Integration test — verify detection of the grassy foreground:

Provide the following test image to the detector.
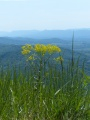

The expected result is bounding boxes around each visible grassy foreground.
[0,44,90,120]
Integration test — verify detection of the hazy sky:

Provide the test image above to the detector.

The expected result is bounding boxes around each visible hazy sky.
[0,0,90,31]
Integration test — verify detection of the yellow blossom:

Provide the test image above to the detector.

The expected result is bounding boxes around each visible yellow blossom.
[55,56,64,62]
[34,44,47,55]
[47,44,61,54]
[22,44,32,50]
[21,44,62,57]
[21,44,32,55]
[28,55,34,61]
[21,49,30,55]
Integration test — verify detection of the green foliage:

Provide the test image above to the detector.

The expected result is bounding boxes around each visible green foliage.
[0,44,90,120]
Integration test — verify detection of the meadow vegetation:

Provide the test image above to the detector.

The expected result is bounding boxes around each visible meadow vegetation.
[0,44,90,120]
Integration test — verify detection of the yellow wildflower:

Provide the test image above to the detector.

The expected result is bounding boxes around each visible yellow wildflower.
[21,49,30,55]
[47,44,61,54]
[21,44,61,57]
[22,44,32,50]
[28,55,34,61]
[34,44,47,55]
[55,56,64,62]
[21,44,32,55]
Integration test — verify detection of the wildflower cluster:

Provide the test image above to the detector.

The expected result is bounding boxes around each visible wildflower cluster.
[21,44,32,55]
[46,44,61,54]
[21,44,62,61]
[34,44,61,55]
[34,44,47,55]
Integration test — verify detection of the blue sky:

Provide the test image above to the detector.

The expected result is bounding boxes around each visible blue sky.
[0,0,90,31]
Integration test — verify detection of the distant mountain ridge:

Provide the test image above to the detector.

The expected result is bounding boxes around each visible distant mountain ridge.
[0,29,90,40]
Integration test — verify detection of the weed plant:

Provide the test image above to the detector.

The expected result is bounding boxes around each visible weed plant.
[0,44,90,120]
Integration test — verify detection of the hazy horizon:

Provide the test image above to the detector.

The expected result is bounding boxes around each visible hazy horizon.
[0,28,90,33]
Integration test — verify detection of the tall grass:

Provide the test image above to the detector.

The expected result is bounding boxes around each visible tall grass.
[0,44,90,120]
